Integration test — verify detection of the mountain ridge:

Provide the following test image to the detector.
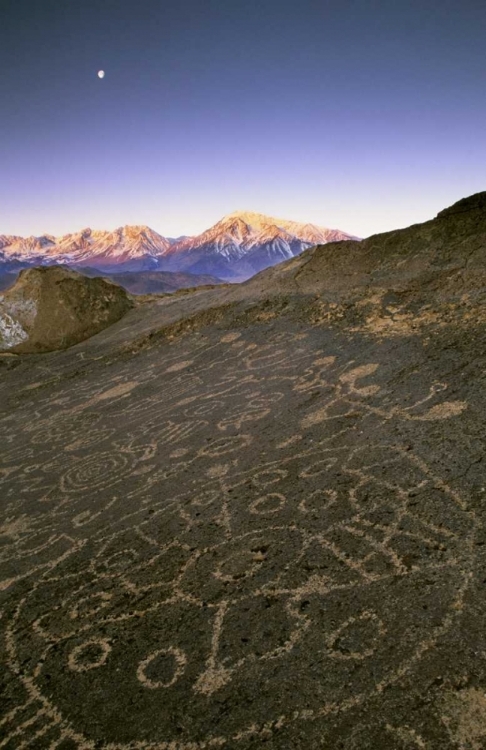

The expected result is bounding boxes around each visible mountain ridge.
[0,211,357,279]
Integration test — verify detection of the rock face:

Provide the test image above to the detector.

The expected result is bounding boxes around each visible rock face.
[0,266,132,353]
[1,193,485,749]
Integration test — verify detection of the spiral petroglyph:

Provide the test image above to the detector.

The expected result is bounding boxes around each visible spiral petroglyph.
[1,303,482,750]
[59,451,135,493]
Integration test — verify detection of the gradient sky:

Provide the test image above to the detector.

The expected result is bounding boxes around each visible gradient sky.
[1,0,485,239]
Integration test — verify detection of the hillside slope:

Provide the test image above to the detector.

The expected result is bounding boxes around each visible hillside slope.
[1,193,485,749]
[77,268,225,295]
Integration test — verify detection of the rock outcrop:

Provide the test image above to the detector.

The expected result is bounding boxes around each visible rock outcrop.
[0,266,132,353]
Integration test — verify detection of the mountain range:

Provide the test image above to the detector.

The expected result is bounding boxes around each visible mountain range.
[0,211,357,280]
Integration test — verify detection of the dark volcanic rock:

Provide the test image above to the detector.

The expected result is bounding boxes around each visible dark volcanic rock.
[436,190,486,218]
[0,193,485,749]
[0,266,132,353]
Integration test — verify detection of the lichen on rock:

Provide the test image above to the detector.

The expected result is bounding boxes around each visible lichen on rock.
[0,309,29,350]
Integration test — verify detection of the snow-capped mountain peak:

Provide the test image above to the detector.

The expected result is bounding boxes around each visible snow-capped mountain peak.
[161,211,357,278]
[0,212,358,278]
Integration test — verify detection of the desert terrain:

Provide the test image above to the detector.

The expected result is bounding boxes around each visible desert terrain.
[1,193,485,749]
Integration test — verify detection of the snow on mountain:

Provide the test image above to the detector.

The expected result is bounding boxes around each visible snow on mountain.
[219,211,356,245]
[161,211,358,278]
[0,212,358,278]
[0,226,172,272]
[0,234,56,257]
[0,235,23,251]
[51,226,172,267]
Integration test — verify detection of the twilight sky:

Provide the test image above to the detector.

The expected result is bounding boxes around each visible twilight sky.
[1,0,485,239]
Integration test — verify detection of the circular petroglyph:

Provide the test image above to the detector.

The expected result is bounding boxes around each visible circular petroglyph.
[249,493,286,515]
[244,347,289,370]
[60,451,135,493]
[137,647,187,689]
[214,549,265,583]
[2,341,478,748]
[0,443,36,466]
[252,468,288,487]
[68,638,112,673]
[325,611,387,660]
[190,400,225,416]
[299,488,337,514]
[69,592,113,621]
[180,528,305,605]
[96,548,139,574]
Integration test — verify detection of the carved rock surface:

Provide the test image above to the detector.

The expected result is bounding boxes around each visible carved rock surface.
[1,194,485,749]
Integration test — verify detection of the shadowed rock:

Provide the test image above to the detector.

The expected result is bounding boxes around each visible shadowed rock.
[436,190,486,218]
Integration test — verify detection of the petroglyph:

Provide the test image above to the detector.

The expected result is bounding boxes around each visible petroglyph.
[0,319,482,749]
[68,638,112,673]
[137,647,188,689]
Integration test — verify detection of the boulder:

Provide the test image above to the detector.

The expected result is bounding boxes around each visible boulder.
[0,266,132,353]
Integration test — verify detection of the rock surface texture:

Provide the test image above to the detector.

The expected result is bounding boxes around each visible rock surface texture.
[0,266,132,353]
[1,193,486,749]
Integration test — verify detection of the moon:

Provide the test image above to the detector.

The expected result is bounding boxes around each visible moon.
[97,70,105,79]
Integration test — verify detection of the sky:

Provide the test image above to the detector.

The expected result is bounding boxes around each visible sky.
[1,0,485,239]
